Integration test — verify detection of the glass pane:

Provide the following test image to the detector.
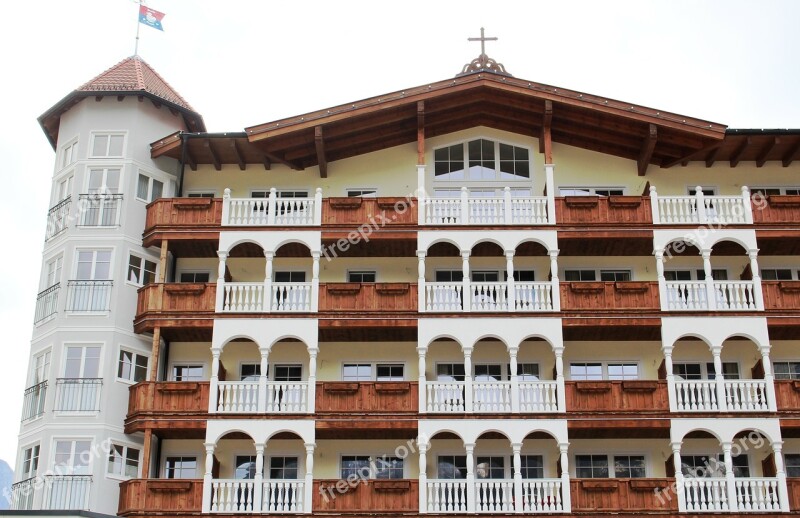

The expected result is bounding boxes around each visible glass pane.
[84,347,101,377]
[109,135,124,156]
[92,135,108,156]
[65,347,83,378]
[152,180,164,200]
[105,169,121,192]
[137,174,149,200]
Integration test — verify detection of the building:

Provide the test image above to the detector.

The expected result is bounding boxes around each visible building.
[8,49,800,518]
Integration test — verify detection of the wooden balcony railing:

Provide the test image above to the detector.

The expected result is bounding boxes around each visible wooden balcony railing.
[788,478,800,510]
[570,478,677,512]
[313,479,418,513]
[565,380,669,414]
[128,382,210,418]
[762,281,800,310]
[560,281,660,312]
[775,380,800,412]
[753,195,800,224]
[555,196,652,225]
[316,382,418,414]
[144,198,222,233]
[322,197,417,226]
[118,479,203,516]
[135,283,216,333]
[319,283,417,313]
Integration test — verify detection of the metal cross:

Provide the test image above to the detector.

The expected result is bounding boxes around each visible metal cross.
[468,27,498,56]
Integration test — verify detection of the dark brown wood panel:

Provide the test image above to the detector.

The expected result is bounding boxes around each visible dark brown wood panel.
[565,380,669,414]
[753,195,800,224]
[316,382,418,414]
[118,479,203,516]
[555,196,653,225]
[322,197,418,226]
[319,283,417,313]
[570,478,677,512]
[776,380,800,413]
[143,198,222,247]
[134,283,216,334]
[763,281,800,311]
[560,282,660,312]
[313,479,418,512]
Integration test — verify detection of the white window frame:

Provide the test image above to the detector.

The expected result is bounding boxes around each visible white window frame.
[163,455,199,479]
[186,191,216,198]
[346,188,378,197]
[179,271,212,283]
[43,253,64,290]
[126,252,158,287]
[251,189,310,198]
[341,362,406,381]
[773,361,800,380]
[687,186,718,196]
[562,269,633,282]
[60,138,79,170]
[52,437,94,475]
[559,186,626,196]
[170,363,206,381]
[85,166,122,195]
[30,348,52,387]
[20,442,41,480]
[116,347,149,384]
[106,442,141,480]
[62,343,104,379]
[573,452,648,478]
[74,248,113,281]
[432,136,534,184]
[89,131,127,158]
[673,361,741,380]
[751,186,800,196]
[760,268,798,281]
[568,361,640,381]
[339,454,405,479]
[347,270,377,283]
[136,171,166,203]
[53,172,74,205]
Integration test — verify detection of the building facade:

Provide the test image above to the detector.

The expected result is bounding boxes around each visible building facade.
[9,54,800,517]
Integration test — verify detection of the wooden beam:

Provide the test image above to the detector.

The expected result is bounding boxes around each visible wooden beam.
[230,140,246,171]
[730,137,751,167]
[138,95,145,103]
[149,327,162,382]
[185,147,197,171]
[261,149,303,171]
[117,95,125,102]
[141,428,153,478]
[262,155,271,171]
[637,124,658,176]
[95,96,103,102]
[782,139,800,167]
[158,240,169,283]
[541,100,553,163]
[756,137,780,167]
[705,145,723,168]
[314,126,328,178]
[417,101,425,165]
[168,107,179,117]
[204,139,221,171]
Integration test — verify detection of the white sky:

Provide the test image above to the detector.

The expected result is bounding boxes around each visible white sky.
[0,0,798,468]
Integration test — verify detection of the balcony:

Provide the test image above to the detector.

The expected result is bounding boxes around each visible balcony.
[126,381,209,431]
[763,281,800,311]
[570,478,677,513]
[54,378,102,412]
[319,283,417,313]
[753,194,800,224]
[214,381,308,413]
[135,283,216,333]
[66,280,112,312]
[681,476,785,512]
[672,379,770,412]
[21,381,47,421]
[560,281,660,312]
[34,283,60,323]
[650,186,753,225]
[316,381,418,414]
[221,282,313,312]
[555,195,652,225]
[774,380,800,412]
[42,475,92,510]
[565,380,669,414]
[222,188,322,226]
[425,380,559,413]
[209,479,306,513]
[425,478,566,513]
[10,478,36,510]
[314,479,418,513]
[662,279,760,311]
[421,190,551,225]
[119,479,203,516]
[423,281,556,312]
[45,197,71,239]
[77,193,122,227]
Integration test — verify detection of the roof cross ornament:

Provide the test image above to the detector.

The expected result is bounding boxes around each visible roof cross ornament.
[458,27,511,77]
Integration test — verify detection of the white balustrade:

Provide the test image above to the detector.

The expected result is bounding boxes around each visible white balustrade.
[518,381,559,412]
[514,282,553,311]
[469,197,505,225]
[664,281,709,310]
[424,196,550,225]
[510,198,549,224]
[265,382,307,413]
[216,381,259,413]
[426,382,465,413]
[426,480,468,513]
[701,196,749,224]
[222,283,264,312]
[471,283,508,311]
[224,196,318,226]
[476,479,514,513]
[683,477,729,512]
[210,480,256,512]
[425,198,463,224]
[735,477,782,512]
[424,282,554,312]
[714,281,756,310]
[425,283,464,312]
[654,194,748,225]
[262,480,304,513]
[656,196,699,224]
[724,380,769,411]
[270,283,312,312]
[674,380,718,411]
[521,479,564,513]
[472,381,511,412]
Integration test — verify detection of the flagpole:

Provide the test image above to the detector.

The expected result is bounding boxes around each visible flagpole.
[134,0,143,56]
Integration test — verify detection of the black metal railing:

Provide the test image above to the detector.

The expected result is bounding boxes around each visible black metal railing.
[66,280,112,312]
[45,197,71,239]
[34,283,60,323]
[77,194,122,227]
[21,381,47,420]
[10,477,36,510]
[42,475,92,510]
[54,378,102,412]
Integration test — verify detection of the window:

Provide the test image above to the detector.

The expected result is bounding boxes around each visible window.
[761,269,794,280]
[90,133,125,157]
[565,269,632,281]
[61,141,79,169]
[375,456,404,479]
[607,363,639,380]
[44,255,63,288]
[54,440,92,474]
[343,364,372,381]
[21,445,40,479]
[434,139,529,180]
[785,454,800,477]
[575,455,609,478]
[688,187,717,196]
[343,363,404,381]
[559,187,625,196]
[673,362,739,380]
[751,187,800,196]
[774,362,800,380]
[570,363,603,381]
[437,363,466,381]
[240,363,260,381]
[165,457,197,479]
[180,272,210,283]
[127,254,157,286]
[472,270,500,282]
[270,457,298,479]
[437,455,467,479]
[64,346,101,378]
[348,270,376,282]
[476,456,505,479]
[187,192,215,198]
[682,454,749,478]
[565,270,596,281]
[235,455,257,479]
[613,455,646,478]
[172,365,203,381]
[514,363,540,381]
[519,455,544,479]
[570,362,639,381]
[136,173,164,202]
[31,350,51,386]
[274,271,306,283]
[376,364,404,381]
[435,270,463,282]
[273,364,302,381]
[665,270,692,282]
[55,175,73,204]
[347,189,377,197]
[76,250,111,280]
[474,364,502,381]
[341,456,371,479]
[87,167,121,194]
[107,444,140,478]
[510,270,536,282]
[81,169,121,226]
[252,190,309,199]
[117,350,148,383]
[600,270,632,282]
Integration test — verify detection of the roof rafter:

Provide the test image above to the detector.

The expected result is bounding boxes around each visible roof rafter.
[730,137,751,167]
[782,139,800,167]
[661,140,722,169]
[756,137,780,167]
[637,124,658,176]
[230,140,246,171]
[315,126,328,178]
[417,101,425,165]
[204,139,221,171]
[539,100,553,164]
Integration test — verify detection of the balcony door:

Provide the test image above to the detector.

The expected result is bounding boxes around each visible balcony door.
[70,250,112,311]
[57,346,102,412]
[82,168,121,226]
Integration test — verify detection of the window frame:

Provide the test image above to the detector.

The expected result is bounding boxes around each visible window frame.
[20,442,41,480]
[569,361,640,381]
[559,186,626,196]
[771,361,800,380]
[186,191,216,198]
[750,186,800,196]
[126,252,158,287]
[170,363,206,381]
[785,454,800,477]
[179,271,211,283]
[74,248,113,281]
[269,456,299,480]
[432,137,533,183]
[60,138,79,170]
[346,188,378,197]
[89,131,127,158]
[687,186,718,196]
[164,456,198,479]
[347,270,377,283]
[341,362,406,382]
[760,268,797,281]
[106,442,141,480]
[274,271,307,283]
[53,172,74,206]
[62,344,103,379]
[574,453,648,479]
[116,348,149,384]
[52,438,94,475]
[135,171,166,203]
[43,253,64,290]
[564,269,633,282]
[673,361,740,380]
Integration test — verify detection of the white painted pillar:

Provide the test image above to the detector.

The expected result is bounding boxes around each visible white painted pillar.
[703,249,717,310]
[418,439,429,513]
[258,347,270,413]
[721,441,737,511]
[505,249,515,312]
[215,251,228,312]
[549,251,560,311]
[221,188,231,224]
[460,186,470,224]
[749,249,765,310]
[417,347,427,414]
[307,348,318,413]
[509,347,520,413]
[662,345,677,412]
[655,249,668,310]
[417,165,426,225]
[267,188,277,225]
[558,443,571,512]
[304,443,315,513]
[511,442,523,513]
[313,187,323,226]
[760,345,778,411]
[711,345,727,411]
[263,251,274,313]
[554,346,566,413]
[417,251,426,312]
[208,348,221,413]
[461,250,471,312]
[742,185,754,224]
[545,164,556,225]
[772,441,790,512]
[311,251,320,312]
[503,186,513,225]
[696,186,708,223]
[202,442,215,512]
[465,442,476,513]
[649,185,660,224]
[464,346,474,413]
[253,443,264,512]
[671,441,686,512]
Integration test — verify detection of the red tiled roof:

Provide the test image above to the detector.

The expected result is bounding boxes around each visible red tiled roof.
[77,55,195,111]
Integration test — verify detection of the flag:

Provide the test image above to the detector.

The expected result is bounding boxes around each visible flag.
[139,5,165,31]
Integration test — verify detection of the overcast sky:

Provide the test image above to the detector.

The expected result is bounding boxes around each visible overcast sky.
[0,0,798,468]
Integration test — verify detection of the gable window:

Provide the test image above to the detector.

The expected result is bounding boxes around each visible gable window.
[559,187,625,196]
[107,444,140,478]
[180,271,210,283]
[127,254,157,286]
[61,140,79,169]
[347,189,377,197]
[117,350,148,383]
[172,364,203,381]
[165,457,197,479]
[90,133,125,158]
[136,173,164,202]
[434,139,530,181]
[348,270,376,282]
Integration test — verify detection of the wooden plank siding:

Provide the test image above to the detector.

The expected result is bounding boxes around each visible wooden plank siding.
[134,283,216,334]
[570,478,677,512]
[762,281,800,310]
[775,380,800,412]
[789,478,800,510]
[118,479,203,516]
[312,479,418,512]
[753,195,800,224]
[565,380,669,414]
[322,197,417,226]
[318,283,417,313]
[555,196,652,225]
[560,281,660,312]
[126,382,210,433]
[316,382,418,414]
